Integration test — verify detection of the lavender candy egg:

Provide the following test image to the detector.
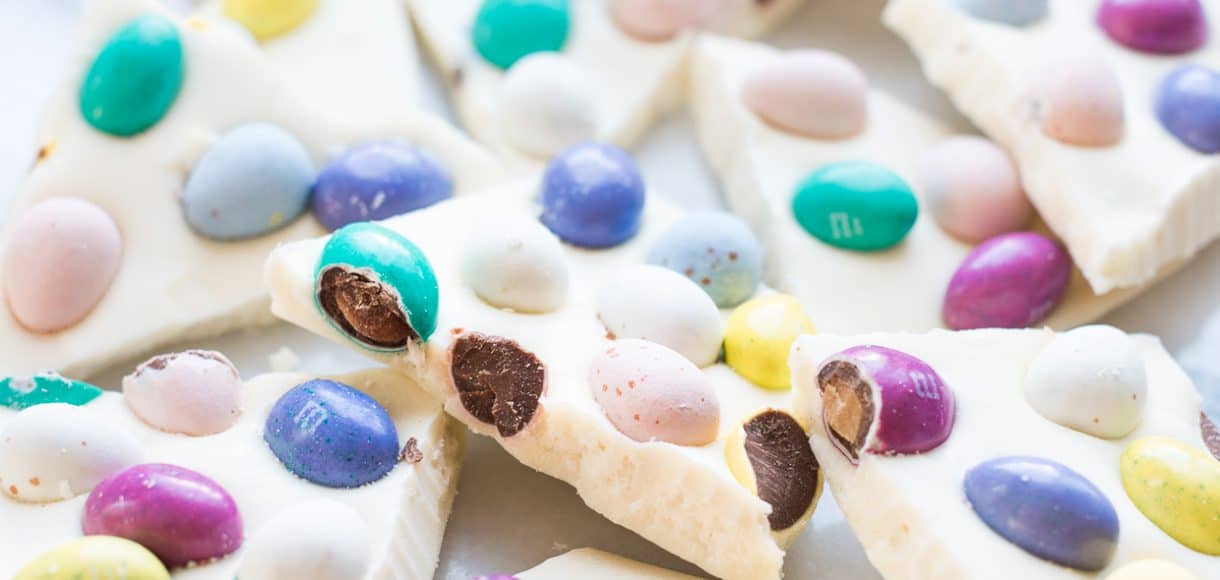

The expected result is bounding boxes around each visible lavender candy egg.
[1156,64,1220,154]
[83,463,243,568]
[122,350,243,436]
[952,0,1048,26]
[1098,0,1208,55]
[311,141,453,231]
[943,232,1071,330]
[647,211,763,308]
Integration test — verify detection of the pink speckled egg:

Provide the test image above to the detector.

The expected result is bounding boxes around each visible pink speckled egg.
[920,136,1032,243]
[122,350,243,436]
[742,50,869,140]
[610,0,699,41]
[1028,47,1125,147]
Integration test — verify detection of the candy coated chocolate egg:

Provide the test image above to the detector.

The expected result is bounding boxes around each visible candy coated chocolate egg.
[3,197,121,334]
[14,536,169,580]
[0,372,102,410]
[589,339,720,446]
[461,216,569,313]
[724,409,822,535]
[816,345,955,462]
[1028,47,1125,147]
[1106,560,1200,580]
[449,332,547,437]
[1121,436,1220,555]
[500,53,598,158]
[597,265,723,367]
[792,161,918,252]
[223,0,318,40]
[1098,0,1207,54]
[316,222,438,349]
[742,50,868,140]
[0,403,142,502]
[647,211,763,308]
[943,232,1070,330]
[79,14,183,136]
[312,141,453,231]
[919,136,1031,243]
[122,350,243,436]
[238,500,370,580]
[965,456,1119,571]
[264,379,400,487]
[183,123,315,240]
[952,0,1047,25]
[724,294,814,390]
[472,0,570,70]
[1156,64,1220,154]
[540,142,646,248]
[610,0,698,41]
[1024,325,1146,439]
[83,463,242,567]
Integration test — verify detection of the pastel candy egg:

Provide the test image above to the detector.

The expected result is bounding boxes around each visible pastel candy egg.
[919,136,1032,243]
[0,372,102,410]
[724,294,814,390]
[1156,64,1220,154]
[472,0,570,70]
[589,338,720,446]
[237,500,370,580]
[1106,560,1200,580]
[964,456,1119,571]
[264,379,400,487]
[742,50,869,140]
[597,265,724,367]
[1028,47,1125,147]
[647,211,764,308]
[1121,436,1220,555]
[540,142,646,248]
[122,350,243,436]
[79,14,183,136]
[223,0,319,40]
[0,403,142,502]
[1024,325,1147,439]
[14,536,169,580]
[83,463,243,567]
[610,0,699,41]
[500,53,598,158]
[315,222,439,349]
[792,161,918,252]
[943,232,1071,330]
[1098,0,1208,55]
[461,216,569,313]
[816,345,956,463]
[724,409,822,537]
[951,0,1048,26]
[312,141,453,231]
[3,197,122,333]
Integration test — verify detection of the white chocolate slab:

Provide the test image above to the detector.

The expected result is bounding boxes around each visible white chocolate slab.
[517,548,699,579]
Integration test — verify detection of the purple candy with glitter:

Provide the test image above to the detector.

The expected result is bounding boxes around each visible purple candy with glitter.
[943,232,1070,330]
[1098,0,1207,54]
[312,141,454,231]
[1156,64,1220,154]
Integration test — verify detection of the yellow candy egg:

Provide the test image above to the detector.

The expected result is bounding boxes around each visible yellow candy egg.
[724,294,814,389]
[223,0,318,40]
[724,408,822,545]
[1106,559,1199,580]
[15,536,169,580]
[1120,436,1220,555]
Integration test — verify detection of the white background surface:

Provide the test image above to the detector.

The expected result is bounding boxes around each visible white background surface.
[2,1,1218,578]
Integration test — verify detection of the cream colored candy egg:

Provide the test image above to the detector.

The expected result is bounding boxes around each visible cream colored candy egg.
[920,136,1032,243]
[597,264,724,367]
[500,53,598,158]
[461,216,570,313]
[238,499,371,580]
[1028,45,1125,147]
[122,350,243,436]
[609,0,699,41]
[742,49,869,140]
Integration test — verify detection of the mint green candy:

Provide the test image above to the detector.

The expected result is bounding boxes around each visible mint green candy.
[0,373,103,410]
[79,14,184,137]
[792,161,919,251]
[315,222,439,350]
[472,0,570,70]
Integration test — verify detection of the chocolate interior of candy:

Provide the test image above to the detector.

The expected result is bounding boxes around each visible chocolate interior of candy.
[450,332,545,437]
[743,410,820,531]
[1202,412,1220,461]
[817,360,875,463]
[400,437,423,464]
[318,267,415,349]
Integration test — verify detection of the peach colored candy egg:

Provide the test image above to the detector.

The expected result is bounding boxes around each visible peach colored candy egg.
[1028,46,1125,147]
[610,0,699,41]
[3,198,121,333]
[122,350,243,436]
[920,136,1032,243]
[742,49,869,140]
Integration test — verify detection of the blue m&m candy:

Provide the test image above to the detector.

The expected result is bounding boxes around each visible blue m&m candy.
[647,211,763,308]
[312,141,454,231]
[540,142,645,248]
[1156,64,1220,154]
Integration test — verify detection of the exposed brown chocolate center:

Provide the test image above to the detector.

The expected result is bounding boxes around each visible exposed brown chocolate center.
[1202,412,1220,461]
[400,437,423,464]
[450,332,545,437]
[817,360,875,462]
[743,410,820,531]
[318,267,415,349]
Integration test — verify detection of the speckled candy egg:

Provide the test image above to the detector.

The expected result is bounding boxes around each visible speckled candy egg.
[540,142,646,248]
[1098,0,1208,55]
[83,463,242,567]
[472,0,571,70]
[919,136,1032,243]
[1156,64,1220,154]
[223,0,319,40]
[724,294,813,390]
[1027,46,1125,147]
[1107,560,1200,580]
[610,0,699,41]
[3,197,122,334]
[238,500,370,580]
[943,232,1071,330]
[14,536,169,580]
[792,161,919,252]
[590,339,719,445]
[461,216,569,313]
[647,211,763,308]
[597,265,724,367]
[122,350,243,436]
[965,456,1119,571]
[724,409,822,538]
[742,50,868,140]
[500,53,598,158]
[0,372,102,410]
[312,141,453,231]
[1121,436,1220,555]
[79,14,183,136]
[952,0,1048,25]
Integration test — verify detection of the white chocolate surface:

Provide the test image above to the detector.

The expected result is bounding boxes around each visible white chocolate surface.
[517,548,699,579]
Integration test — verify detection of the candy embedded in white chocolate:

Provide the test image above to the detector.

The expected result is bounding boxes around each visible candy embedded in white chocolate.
[461,215,570,313]
[741,49,869,140]
[499,53,599,158]
[1026,44,1126,147]
[596,264,724,367]
[610,0,700,41]
[919,136,1032,243]
[237,499,371,580]
[122,350,243,436]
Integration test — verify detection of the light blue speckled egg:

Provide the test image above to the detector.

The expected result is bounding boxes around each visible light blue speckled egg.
[647,211,763,308]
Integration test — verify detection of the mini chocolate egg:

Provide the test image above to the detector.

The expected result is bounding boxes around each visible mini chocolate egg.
[742,50,868,140]
[816,345,955,463]
[724,409,822,538]
[315,222,439,349]
[450,332,547,437]
[14,536,169,580]
[182,123,315,240]
[540,142,646,248]
[0,372,102,410]
[919,136,1032,243]
[83,463,243,568]
[461,216,569,313]
[943,232,1071,330]
[1098,0,1207,55]
[647,211,763,308]
[3,197,122,334]
[589,338,720,446]
[500,53,598,158]
[610,0,699,41]
[1027,46,1125,147]
[79,14,183,136]
[597,265,724,367]
[264,379,400,487]
[1121,436,1220,555]
[122,350,243,436]
[792,161,919,252]
[724,294,814,390]
[965,456,1119,571]
[238,500,370,580]
[1024,325,1147,439]
[223,0,318,40]
[952,0,1048,25]
[0,403,142,502]
[472,0,570,70]
[312,140,454,231]
[1106,559,1200,580]
[1156,64,1220,154]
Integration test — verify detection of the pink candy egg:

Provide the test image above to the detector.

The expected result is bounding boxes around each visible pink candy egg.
[742,50,869,140]
[122,350,243,436]
[610,0,700,41]
[1028,47,1125,147]
[920,136,1032,243]
[3,197,122,333]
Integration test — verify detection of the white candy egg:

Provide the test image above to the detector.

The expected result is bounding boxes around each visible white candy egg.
[237,499,370,580]
[597,264,724,367]
[499,53,598,158]
[462,216,570,313]
[122,350,243,436]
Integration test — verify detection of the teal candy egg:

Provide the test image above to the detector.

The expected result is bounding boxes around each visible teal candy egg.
[792,161,918,252]
[79,14,184,137]
[472,0,570,70]
[0,373,102,410]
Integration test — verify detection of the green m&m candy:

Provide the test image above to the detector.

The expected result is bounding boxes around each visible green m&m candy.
[79,14,184,137]
[472,0,570,70]
[0,373,102,410]
[792,161,918,252]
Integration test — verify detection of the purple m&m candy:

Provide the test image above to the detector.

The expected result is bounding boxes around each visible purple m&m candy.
[1156,64,1220,154]
[1098,0,1208,55]
[540,142,646,248]
[312,141,454,231]
[943,232,1071,330]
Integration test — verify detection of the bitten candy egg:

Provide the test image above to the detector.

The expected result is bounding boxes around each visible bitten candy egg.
[952,0,1048,25]
[943,232,1071,330]
[312,141,454,231]
[0,372,102,410]
[14,536,169,580]
[1027,46,1125,147]
[597,265,724,367]
[610,0,699,41]
[725,294,813,390]
[79,14,183,136]
[500,53,598,158]
[724,409,822,539]
[1156,64,1220,154]
[223,0,318,40]
[965,456,1119,571]
[472,0,570,70]
[238,500,370,580]
[122,350,243,436]
[1106,560,1200,580]
[647,211,763,308]
[1121,436,1220,555]
[589,338,720,446]
[1098,0,1208,55]
[919,136,1031,243]
[742,49,869,140]
[461,216,569,313]
[792,161,918,252]
[450,332,547,437]
[540,142,646,248]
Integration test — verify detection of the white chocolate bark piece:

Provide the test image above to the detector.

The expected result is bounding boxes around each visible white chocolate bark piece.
[690,35,1144,333]
[790,328,1217,579]
[884,0,1220,293]
[517,548,699,579]
[0,0,506,378]
[0,367,465,579]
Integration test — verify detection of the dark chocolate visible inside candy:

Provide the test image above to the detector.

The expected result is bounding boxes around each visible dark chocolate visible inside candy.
[318,267,415,349]
[450,332,545,437]
[742,410,820,531]
[400,437,423,464]
[1202,412,1220,460]
[816,360,874,462]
